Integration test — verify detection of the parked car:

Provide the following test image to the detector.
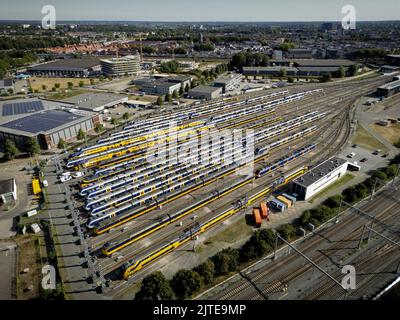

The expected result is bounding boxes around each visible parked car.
[60,175,72,183]
[373,149,381,155]
[73,171,84,178]
[360,158,368,163]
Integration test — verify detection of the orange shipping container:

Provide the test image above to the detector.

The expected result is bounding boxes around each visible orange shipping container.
[277,196,292,208]
[253,208,262,227]
[260,202,269,219]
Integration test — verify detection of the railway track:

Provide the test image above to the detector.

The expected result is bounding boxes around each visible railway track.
[215,186,400,300]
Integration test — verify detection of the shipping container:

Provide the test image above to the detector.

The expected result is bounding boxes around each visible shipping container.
[269,199,287,212]
[253,208,262,227]
[277,195,292,208]
[282,193,297,204]
[260,202,269,219]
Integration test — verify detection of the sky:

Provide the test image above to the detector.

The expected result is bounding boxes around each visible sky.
[0,0,399,22]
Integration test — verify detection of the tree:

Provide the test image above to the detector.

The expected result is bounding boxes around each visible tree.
[25,137,40,155]
[156,96,164,106]
[185,83,190,93]
[323,195,343,209]
[320,73,332,83]
[90,79,95,85]
[57,138,66,150]
[135,271,174,300]
[171,269,203,300]
[94,123,104,133]
[194,260,215,286]
[172,90,179,99]
[4,139,20,160]
[179,85,184,96]
[349,64,359,77]
[165,93,172,103]
[337,66,346,78]
[67,82,73,88]
[42,84,47,91]
[288,77,294,83]
[110,117,119,130]
[211,248,239,276]
[54,83,60,89]
[279,68,287,78]
[78,81,84,87]
[122,112,130,121]
[77,128,86,141]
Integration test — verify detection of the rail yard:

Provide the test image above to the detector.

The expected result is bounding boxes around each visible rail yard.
[51,74,395,298]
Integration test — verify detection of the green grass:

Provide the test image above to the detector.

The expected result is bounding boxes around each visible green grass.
[206,217,253,244]
[46,89,91,100]
[352,124,389,152]
[308,173,355,203]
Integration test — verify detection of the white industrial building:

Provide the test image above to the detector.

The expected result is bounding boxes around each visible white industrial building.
[291,157,348,200]
[0,178,17,204]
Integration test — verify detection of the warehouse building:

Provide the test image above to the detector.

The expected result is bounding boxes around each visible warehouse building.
[137,76,193,96]
[100,55,141,77]
[27,58,101,77]
[214,73,242,93]
[294,59,355,77]
[286,48,313,59]
[0,99,100,149]
[291,157,348,200]
[62,92,128,112]
[377,79,400,97]
[243,66,298,77]
[0,178,17,204]
[187,85,222,100]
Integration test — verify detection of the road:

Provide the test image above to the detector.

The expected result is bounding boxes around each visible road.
[200,179,400,300]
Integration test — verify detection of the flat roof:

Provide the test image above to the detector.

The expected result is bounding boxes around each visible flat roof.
[0,109,87,135]
[28,58,101,72]
[0,178,15,195]
[0,79,13,88]
[2,100,44,117]
[293,157,348,188]
[297,66,346,72]
[62,92,128,110]
[214,74,242,84]
[378,79,400,90]
[294,59,355,67]
[189,85,222,94]
[243,66,298,72]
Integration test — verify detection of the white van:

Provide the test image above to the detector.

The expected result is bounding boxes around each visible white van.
[347,152,356,158]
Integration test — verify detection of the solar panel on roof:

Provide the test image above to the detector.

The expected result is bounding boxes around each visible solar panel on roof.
[0,110,84,134]
[2,101,44,116]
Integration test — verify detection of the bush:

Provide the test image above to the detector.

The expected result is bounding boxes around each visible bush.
[211,248,239,276]
[135,271,174,300]
[171,270,203,300]
[194,260,215,286]
[323,194,343,209]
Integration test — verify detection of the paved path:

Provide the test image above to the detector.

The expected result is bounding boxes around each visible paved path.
[42,159,100,299]
[0,241,17,300]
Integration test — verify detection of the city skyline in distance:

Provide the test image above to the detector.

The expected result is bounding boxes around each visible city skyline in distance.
[0,0,399,22]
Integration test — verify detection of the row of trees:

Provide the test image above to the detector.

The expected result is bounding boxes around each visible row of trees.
[0,36,79,50]
[135,228,281,300]
[3,138,40,160]
[229,51,269,71]
[193,42,215,52]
